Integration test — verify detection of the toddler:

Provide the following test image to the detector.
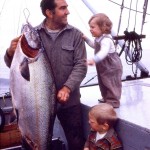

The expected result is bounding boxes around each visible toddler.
[84,103,123,150]
[83,13,123,108]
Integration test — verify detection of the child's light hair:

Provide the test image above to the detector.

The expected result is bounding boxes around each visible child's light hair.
[89,103,118,128]
[89,13,112,34]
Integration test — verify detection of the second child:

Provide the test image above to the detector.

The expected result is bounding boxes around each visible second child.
[84,103,123,150]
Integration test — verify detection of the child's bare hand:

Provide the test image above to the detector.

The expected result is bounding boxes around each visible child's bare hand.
[87,59,95,66]
[83,148,89,150]
[82,34,87,40]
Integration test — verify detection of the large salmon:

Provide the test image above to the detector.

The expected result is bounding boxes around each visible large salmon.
[9,23,56,150]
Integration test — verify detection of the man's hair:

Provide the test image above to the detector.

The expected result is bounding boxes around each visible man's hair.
[89,103,118,128]
[89,13,112,34]
[40,0,56,17]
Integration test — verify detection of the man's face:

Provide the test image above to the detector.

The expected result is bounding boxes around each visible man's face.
[52,0,70,28]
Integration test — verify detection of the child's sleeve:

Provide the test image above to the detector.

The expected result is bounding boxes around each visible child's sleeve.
[84,37,95,48]
[93,38,110,63]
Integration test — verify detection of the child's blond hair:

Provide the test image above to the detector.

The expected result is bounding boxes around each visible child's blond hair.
[89,13,112,34]
[89,103,118,128]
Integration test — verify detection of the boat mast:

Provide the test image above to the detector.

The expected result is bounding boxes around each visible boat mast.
[141,0,148,34]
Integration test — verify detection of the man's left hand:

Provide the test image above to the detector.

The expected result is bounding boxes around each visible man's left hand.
[57,86,71,103]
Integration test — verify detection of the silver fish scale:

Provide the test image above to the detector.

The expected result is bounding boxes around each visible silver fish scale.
[10,37,56,150]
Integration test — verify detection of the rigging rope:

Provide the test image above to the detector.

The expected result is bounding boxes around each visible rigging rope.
[114,0,147,77]
[116,0,124,42]
[107,0,150,15]
[126,0,132,30]
[121,30,143,76]
[124,31,142,64]
[133,0,138,31]
[141,0,148,34]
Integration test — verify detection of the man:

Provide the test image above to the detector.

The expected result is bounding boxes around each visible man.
[4,0,87,150]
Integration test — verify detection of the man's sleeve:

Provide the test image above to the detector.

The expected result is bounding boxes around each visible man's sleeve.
[4,50,13,68]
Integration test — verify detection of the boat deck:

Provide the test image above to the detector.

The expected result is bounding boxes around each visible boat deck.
[80,77,150,129]
[53,77,150,150]
[1,77,150,150]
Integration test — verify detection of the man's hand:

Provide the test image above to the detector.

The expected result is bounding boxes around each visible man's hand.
[83,148,89,150]
[7,36,21,57]
[57,86,71,103]
[87,59,95,66]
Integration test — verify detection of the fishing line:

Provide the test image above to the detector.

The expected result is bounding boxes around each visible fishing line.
[16,0,27,35]
[68,0,89,32]
[0,0,7,37]
[23,8,30,23]
[0,0,7,18]
[0,0,6,17]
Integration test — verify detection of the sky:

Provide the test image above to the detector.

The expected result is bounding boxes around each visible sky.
[0,0,150,91]
[0,0,149,52]
[0,0,94,80]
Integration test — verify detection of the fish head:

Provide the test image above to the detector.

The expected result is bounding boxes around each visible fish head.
[19,23,42,81]
[21,23,41,49]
